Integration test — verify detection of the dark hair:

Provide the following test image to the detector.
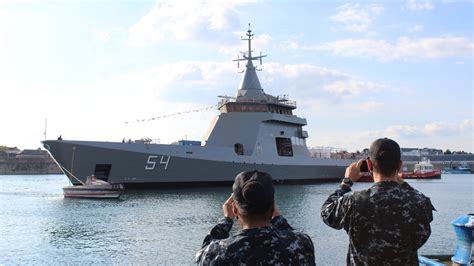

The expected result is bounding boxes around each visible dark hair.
[372,159,400,177]
[232,170,274,219]
[369,138,401,177]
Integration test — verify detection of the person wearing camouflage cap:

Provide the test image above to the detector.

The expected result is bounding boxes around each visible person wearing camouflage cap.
[321,138,435,265]
[196,170,315,265]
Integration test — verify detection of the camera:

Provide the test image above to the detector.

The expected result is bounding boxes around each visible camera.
[360,159,369,172]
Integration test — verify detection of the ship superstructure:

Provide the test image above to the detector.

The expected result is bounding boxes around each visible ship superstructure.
[42,27,350,186]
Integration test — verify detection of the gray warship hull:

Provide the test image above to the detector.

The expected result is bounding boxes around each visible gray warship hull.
[42,140,349,186]
[43,27,351,186]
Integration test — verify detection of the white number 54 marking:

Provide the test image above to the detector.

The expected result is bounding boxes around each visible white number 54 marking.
[145,155,171,170]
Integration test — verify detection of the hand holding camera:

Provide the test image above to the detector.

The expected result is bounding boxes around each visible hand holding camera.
[360,159,369,173]
[345,159,370,183]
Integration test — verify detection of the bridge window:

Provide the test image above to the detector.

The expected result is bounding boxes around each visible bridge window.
[234,143,244,155]
[291,137,306,146]
[275,137,293,157]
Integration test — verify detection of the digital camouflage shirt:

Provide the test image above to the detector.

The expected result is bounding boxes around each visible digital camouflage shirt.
[321,181,435,266]
[195,215,315,265]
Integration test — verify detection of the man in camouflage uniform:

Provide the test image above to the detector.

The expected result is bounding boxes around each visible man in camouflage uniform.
[196,170,315,265]
[321,138,434,265]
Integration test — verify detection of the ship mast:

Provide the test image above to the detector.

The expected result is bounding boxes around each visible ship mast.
[233,24,267,99]
[233,24,267,73]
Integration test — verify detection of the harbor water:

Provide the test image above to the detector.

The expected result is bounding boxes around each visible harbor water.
[1,174,472,265]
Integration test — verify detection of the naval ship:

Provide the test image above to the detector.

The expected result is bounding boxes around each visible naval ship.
[42,28,350,186]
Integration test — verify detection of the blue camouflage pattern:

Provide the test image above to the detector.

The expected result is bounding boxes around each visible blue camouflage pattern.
[321,181,434,266]
[195,215,315,265]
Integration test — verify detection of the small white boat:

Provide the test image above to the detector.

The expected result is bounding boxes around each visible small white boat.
[63,175,124,199]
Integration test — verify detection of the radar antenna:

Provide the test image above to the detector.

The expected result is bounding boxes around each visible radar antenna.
[232,23,267,72]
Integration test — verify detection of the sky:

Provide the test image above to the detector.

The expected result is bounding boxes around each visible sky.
[0,0,472,152]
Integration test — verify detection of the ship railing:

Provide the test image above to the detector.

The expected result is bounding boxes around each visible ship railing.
[218,95,297,108]
[275,95,297,107]
[133,138,160,144]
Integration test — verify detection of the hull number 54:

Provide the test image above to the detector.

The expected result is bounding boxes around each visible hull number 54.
[145,155,171,170]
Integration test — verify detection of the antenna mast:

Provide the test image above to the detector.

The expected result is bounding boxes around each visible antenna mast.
[232,23,267,71]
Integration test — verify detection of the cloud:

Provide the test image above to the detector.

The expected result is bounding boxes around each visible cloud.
[323,80,384,96]
[255,63,385,103]
[441,0,474,3]
[316,119,473,151]
[424,119,473,136]
[317,36,474,61]
[285,39,300,50]
[92,29,111,43]
[1,62,236,147]
[407,24,424,32]
[127,0,255,47]
[325,101,384,117]
[384,125,425,138]
[97,61,240,104]
[405,0,434,10]
[329,3,384,33]
[372,119,473,139]
[354,101,385,112]
[0,6,11,48]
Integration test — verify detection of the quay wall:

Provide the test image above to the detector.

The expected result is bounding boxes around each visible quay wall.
[0,154,62,175]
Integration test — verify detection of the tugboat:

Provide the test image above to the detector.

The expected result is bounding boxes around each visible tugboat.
[399,158,441,179]
[42,26,351,187]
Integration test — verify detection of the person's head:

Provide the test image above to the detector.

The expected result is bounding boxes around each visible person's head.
[232,170,275,224]
[368,138,402,178]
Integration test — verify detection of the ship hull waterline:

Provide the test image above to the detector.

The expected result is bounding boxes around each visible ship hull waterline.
[43,140,349,187]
